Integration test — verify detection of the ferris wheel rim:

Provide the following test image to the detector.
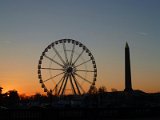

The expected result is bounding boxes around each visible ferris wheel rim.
[38,39,97,96]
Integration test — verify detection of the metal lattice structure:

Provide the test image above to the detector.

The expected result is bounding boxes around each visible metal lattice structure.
[38,39,97,96]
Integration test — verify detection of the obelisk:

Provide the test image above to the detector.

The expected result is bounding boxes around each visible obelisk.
[124,42,133,92]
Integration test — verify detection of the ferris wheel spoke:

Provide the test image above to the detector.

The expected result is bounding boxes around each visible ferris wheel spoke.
[74,73,92,84]
[63,42,69,64]
[43,72,64,83]
[76,69,95,72]
[75,59,91,68]
[72,49,84,65]
[52,46,66,65]
[72,74,85,94]
[69,74,77,95]
[41,67,64,71]
[56,74,66,87]
[57,74,66,96]
[71,74,81,95]
[53,74,66,95]
[61,74,69,95]
[44,55,64,67]
[70,43,75,64]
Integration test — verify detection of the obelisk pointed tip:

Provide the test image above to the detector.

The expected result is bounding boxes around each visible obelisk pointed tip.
[125,42,129,48]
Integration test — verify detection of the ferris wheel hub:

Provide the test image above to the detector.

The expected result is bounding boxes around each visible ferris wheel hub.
[64,65,76,74]
[67,67,73,73]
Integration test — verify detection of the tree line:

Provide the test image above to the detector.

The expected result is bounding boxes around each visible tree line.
[0,86,109,109]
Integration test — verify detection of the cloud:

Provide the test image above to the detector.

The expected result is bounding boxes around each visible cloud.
[137,32,148,36]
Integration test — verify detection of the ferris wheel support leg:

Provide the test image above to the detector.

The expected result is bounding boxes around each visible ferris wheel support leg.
[61,75,69,95]
[57,75,66,96]
[69,75,77,95]
[71,74,81,95]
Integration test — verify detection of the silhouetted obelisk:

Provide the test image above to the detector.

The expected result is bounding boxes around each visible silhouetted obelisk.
[124,42,133,92]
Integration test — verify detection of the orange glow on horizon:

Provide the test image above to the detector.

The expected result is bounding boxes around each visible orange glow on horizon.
[1,60,160,96]
[1,76,160,96]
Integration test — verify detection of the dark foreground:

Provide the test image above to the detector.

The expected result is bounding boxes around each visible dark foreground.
[1,91,160,119]
[0,107,160,120]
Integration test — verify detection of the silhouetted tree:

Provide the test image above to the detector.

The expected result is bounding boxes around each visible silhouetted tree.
[111,88,118,92]
[88,86,97,94]
[33,93,42,101]
[31,93,48,105]
[7,90,20,108]
[19,94,30,104]
[0,87,3,95]
[19,94,28,101]
[0,87,3,105]
[98,86,107,94]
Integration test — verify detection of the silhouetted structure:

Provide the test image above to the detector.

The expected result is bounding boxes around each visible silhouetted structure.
[38,39,97,96]
[124,42,133,92]
[0,87,3,94]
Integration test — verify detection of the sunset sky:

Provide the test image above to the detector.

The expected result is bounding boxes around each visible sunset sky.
[0,0,160,95]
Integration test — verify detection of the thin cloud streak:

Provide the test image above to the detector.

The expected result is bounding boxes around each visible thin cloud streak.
[137,32,148,36]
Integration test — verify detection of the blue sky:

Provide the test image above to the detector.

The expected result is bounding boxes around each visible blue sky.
[0,0,160,94]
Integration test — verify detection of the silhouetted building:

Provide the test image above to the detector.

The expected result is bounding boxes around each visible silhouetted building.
[124,42,133,92]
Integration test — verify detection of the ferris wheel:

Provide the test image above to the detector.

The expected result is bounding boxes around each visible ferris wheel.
[38,39,97,96]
